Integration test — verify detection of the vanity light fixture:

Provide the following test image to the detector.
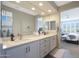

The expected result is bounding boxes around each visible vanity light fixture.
[48,10,52,12]
[32,7,35,10]
[16,0,20,3]
[39,2,43,6]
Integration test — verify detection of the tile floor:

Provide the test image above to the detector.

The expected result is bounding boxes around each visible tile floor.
[60,40,79,58]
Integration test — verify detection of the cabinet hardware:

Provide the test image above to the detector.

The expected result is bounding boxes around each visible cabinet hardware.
[26,48,28,53]
[26,46,30,53]
[3,51,7,58]
[29,46,30,52]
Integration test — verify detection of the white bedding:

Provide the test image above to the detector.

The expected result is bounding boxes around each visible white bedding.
[68,33,79,41]
[62,33,79,41]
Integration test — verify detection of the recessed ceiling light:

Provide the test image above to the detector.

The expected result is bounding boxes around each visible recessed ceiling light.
[39,2,43,6]
[41,12,45,15]
[48,10,52,12]
[32,7,35,10]
[16,1,20,3]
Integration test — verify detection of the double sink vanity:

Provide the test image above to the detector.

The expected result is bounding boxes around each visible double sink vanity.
[1,31,57,58]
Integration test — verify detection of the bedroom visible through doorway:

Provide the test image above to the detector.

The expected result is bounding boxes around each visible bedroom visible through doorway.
[60,7,79,58]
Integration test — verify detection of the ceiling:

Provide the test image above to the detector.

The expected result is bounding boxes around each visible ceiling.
[55,1,72,7]
[11,1,58,16]
[2,1,72,16]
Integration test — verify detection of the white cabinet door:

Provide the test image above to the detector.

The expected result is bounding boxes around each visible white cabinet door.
[39,38,50,57]
[39,39,46,57]
[44,38,50,55]
[5,44,27,58]
[50,36,57,51]
[0,44,3,58]
[26,41,39,58]
[3,36,57,58]
[4,41,39,58]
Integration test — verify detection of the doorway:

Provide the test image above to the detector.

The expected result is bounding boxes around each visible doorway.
[60,7,79,58]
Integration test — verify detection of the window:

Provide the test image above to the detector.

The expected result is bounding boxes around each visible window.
[61,20,79,33]
[50,21,56,30]
[45,22,49,30]
[0,9,1,37]
[63,24,66,33]
[76,23,79,32]
[1,10,13,37]
[71,23,75,33]
[36,17,44,31]
[66,23,70,33]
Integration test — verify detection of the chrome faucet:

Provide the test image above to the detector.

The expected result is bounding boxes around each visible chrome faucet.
[17,33,22,40]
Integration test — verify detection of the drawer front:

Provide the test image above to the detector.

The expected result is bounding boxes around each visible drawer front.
[50,36,57,51]
[39,38,50,57]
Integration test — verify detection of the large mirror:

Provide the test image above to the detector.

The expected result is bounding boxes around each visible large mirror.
[36,16,56,32]
[44,21,56,30]
[50,21,56,30]
[0,3,13,38]
[44,21,49,30]
[0,1,1,37]
[1,10,13,37]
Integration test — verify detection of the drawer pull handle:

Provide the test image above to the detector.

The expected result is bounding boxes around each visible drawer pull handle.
[26,48,28,53]
[29,47,30,52]
[26,46,30,53]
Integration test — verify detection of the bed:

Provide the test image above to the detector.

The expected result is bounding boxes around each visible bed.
[61,33,79,45]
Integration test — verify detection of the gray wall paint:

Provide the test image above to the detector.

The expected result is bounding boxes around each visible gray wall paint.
[2,5,35,36]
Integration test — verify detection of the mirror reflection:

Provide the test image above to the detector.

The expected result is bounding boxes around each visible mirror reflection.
[1,10,13,37]
[0,2,1,37]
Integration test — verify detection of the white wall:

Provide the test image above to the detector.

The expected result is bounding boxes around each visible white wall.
[61,7,79,21]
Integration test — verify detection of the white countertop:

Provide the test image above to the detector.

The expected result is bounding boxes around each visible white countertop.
[3,32,57,50]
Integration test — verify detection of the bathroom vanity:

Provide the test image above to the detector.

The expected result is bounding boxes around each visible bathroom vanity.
[2,32,57,58]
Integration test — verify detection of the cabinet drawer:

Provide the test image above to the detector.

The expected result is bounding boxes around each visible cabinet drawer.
[39,39,46,44]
